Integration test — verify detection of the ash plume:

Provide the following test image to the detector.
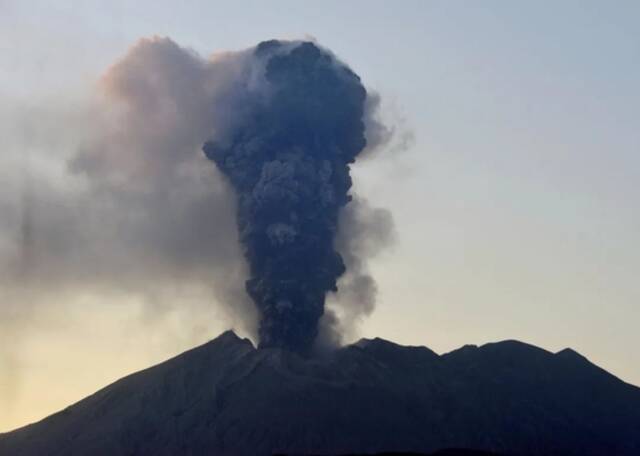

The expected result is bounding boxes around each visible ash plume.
[319,198,395,348]
[0,37,396,368]
[0,38,256,348]
[203,40,372,353]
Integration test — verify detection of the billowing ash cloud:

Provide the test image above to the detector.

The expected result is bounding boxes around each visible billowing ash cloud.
[0,37,258,349]
[203,40,374,353]
[0,37,397,367]
[319,197,395,348]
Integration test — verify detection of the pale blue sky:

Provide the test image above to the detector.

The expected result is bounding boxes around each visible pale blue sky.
[1,0,639,431]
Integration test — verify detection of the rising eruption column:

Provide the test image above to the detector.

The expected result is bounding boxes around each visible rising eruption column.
[204,40,368,353]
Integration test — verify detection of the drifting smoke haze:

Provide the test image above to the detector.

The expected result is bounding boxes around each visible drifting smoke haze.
[1,37,255,329]
[0,35,398,403]
[320,197,395,348]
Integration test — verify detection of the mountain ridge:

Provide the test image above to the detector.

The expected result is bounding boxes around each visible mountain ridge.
[1,331,639,455]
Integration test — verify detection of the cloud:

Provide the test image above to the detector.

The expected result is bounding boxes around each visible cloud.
[0,37,400,388]
[0,37,263,351]
[318,197,396,348]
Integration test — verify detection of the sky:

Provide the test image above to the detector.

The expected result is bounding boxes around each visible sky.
[1,0,639,432]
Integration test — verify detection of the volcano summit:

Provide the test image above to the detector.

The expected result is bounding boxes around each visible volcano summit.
[1,331,639,455]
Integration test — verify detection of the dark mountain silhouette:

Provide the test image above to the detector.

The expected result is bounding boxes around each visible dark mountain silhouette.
[1,331,639,455]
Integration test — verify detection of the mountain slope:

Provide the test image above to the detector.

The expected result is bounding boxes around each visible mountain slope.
[1,331,639,455]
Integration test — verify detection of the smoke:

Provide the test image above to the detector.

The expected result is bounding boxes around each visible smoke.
[0,37,397,364]
[202,40,394,353]
[318,198,395,348]
[0,37,258,343]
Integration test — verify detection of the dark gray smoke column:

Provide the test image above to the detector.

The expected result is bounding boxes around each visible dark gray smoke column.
[203,40,367,353]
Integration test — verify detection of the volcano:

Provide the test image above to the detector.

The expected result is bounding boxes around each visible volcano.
[1,331,639,455]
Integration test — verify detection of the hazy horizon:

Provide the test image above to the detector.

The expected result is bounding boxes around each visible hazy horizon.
[2,0,639,432]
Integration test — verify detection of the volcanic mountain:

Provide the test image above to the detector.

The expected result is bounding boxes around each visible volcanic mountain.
[1,331,639,455]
